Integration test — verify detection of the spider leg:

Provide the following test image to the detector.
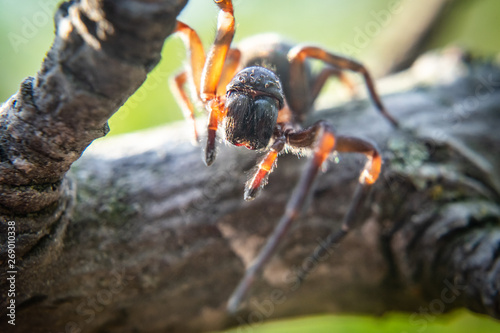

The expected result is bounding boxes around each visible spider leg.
[244,138,285,201]
[171,21,207,143]
[216,48,241,97]
[334,135,382,185]
[296,134,382,283]
[227,120,336,313]
[297,182,372,284]
[173,21,206,98]
[170,71,199,143]
[288,45,399,127]
[310,66,357,103]
[201,0,236,165]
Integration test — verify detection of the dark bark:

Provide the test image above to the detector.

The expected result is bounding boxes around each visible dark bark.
[0,0,186,267]
[0,0,499,332]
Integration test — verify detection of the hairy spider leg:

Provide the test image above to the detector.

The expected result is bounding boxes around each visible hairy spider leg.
[227,125,383,313]
[288,45,399,127]
[174,21,206,96]
[200,0,235,98]
[172,31,241,144]
[335,135,382,185]
[170,71,199,143]
[200,0,236,165]
[296,135,382,283]
[244,139,286,201]
[216,48,242,97]
[171,21,206,143]
[227,120,337,313]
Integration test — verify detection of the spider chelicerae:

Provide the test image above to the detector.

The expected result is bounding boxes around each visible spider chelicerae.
[170,0,399,313]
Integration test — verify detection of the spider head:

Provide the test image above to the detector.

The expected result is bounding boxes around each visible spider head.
[223,66,284,150]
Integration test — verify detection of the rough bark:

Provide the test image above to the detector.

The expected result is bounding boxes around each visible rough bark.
[0,0,499,332]
[0,0,186,270]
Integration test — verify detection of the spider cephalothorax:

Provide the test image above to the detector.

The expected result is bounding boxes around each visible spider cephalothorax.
[170,0,398,313]
[224,66,283,150]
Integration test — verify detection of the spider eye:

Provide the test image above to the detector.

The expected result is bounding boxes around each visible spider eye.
[224,93,279,150]
[226,66,284,109]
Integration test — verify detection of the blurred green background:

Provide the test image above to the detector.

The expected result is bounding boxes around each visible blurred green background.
[1,0,499,332]
[2,0,500,136]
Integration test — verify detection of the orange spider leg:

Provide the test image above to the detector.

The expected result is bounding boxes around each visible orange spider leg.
[227,121,336,313]
[170,71,199,143]
[310,66,357,102]
[335,135,382,186]
[288,45,399,127]
[205,98,225,165]
[227,124,383,312]
[217,48,241,97]
[174,21,206,97]
[200,0,236,165]
[244,139,285,201]
[200,0,235,100]
[295,134,382,283]
[171,21,207,143]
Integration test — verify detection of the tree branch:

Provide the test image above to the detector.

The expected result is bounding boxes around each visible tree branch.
[0,0,187,261]
[1,54,499,332]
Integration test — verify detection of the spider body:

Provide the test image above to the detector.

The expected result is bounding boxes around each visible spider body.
[170,0,398,313]
[224,66,283,150]
[234,34,315,122]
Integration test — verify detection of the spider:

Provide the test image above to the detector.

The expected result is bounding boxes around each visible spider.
[170,0,399,313]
